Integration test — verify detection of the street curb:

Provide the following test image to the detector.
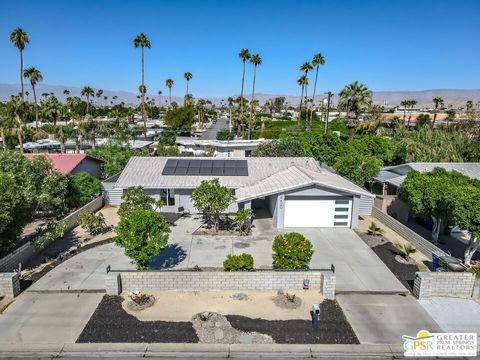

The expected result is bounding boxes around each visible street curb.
[0,342,478,358]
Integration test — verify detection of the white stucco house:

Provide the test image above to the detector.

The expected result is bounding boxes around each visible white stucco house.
[103,157,374,229]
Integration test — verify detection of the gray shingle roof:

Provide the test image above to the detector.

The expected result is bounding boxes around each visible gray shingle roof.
[115,156,373,199]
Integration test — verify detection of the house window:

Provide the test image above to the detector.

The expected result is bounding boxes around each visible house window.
[160,189,175,206]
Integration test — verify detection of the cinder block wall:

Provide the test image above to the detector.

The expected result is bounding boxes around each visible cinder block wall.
[0,273,20,298]
[0,196,103,272]
[413,272,475,299]
[106,270,336,299]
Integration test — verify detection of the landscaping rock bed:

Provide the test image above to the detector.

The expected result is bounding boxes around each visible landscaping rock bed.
[227,300,359,344]
[77,296,199,343]
[359,233,418,291]
[192,312,273,344]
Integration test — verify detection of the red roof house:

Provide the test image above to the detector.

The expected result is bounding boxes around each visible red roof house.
[24,153,104,178]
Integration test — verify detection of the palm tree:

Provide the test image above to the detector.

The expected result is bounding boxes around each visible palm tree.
[63,89,70,97]
[23,67,43,131]
[310,53,325,126]
[25,91,30,102]
[81,86,94,114]
[299,62,313,126]
[42,96,63,127]
[184,72,193,96]
[10,28,30,101]
[248,54,262,139]
[400,100,408,123]
[432,96,444,127]
[96,89,103,107]
[407,100,417,128]
[238,48,251,137]
[5,95,28,153]
[338,81,372,137]
[133,33,151,140]
[158,90,162,106]
[165,79,174,106]
[296,75,308,125]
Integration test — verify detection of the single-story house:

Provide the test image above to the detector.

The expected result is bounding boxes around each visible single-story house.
[374,162,480,195]
[175,139,270,158]
[25,153,104,178]
[103,156,374,229]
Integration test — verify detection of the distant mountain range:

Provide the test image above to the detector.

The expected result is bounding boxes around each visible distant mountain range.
[1,83,479,108]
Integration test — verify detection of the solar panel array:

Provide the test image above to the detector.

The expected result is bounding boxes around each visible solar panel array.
[162,159,249,176]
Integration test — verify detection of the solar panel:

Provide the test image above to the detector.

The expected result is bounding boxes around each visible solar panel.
[161,159,248,176]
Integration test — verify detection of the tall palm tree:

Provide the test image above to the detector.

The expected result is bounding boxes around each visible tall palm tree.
[184,72,193,96]
[134,33,151,140]
[42,96,63,127]
[248,54,262,139]
[5,95,28,153]
[338,81,372,137]
[81,86,94,114]
[400,100,408,123]
[407,100,417,128]
[299,62,313,126]
[238,48,251,137]
[96,89,103,107]
[432,96,444,127]
[296,75,307,125]
[310,53,325,126]
[25,91,30,102]
[23,67,43,131]
[10,28,30,101]
[158,90,162,106]
[165,79,174,106]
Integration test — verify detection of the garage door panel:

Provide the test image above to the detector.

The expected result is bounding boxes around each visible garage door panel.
[284,198,351,228]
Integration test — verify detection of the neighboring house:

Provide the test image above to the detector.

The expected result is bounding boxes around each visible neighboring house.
[25,153,104,178]
[175,139,270,158]
[103,156,374,229]
[374,162,480,195]
[20,138,153,153]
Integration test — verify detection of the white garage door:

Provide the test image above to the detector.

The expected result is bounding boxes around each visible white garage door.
[284,198,352,228]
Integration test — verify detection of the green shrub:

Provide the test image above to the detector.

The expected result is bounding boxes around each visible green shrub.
[79,212,107,236]
[367,222,384,236]
[272,232,314,269]
[394,243,416,261]
[233,208,254,235]
[468,265,480,279]
[216,129,234,141]
[67,172,101,208]
[223,253,254,271]
[158,129,177,146]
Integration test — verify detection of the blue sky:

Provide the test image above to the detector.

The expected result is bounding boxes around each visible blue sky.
[1,0,479,98]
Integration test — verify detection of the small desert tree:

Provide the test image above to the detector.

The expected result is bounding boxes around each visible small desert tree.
[114,209,170,269]
[233,208,254,235]
[118,186,163,219]
[191,178,235,232]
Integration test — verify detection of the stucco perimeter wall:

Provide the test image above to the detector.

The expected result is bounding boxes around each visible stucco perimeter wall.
[413,272,476,299]
[0,196,103,272]
[106,270,336,299]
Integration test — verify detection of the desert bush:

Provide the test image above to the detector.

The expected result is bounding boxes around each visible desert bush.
[233,208,254,234]
[79,212,107,236]
[272,232,314,269]
[368,221,384,236]
[394,243,416,261]
[468,265,480,279]
[223,253,254,271]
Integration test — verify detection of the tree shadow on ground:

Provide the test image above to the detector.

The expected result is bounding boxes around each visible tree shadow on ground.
[149,244,187,269]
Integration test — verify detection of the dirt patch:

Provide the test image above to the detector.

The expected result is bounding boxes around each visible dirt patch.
[227,300,359,344]
[124,290,324,321]
[77,295,199,343]
[272,291,302,309]
[192,312,273,344]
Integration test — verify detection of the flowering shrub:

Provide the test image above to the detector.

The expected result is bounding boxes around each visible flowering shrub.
[223,253,254,271]
[272,232,314,269]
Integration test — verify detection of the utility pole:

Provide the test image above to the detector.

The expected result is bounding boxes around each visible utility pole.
[324,92,332,134]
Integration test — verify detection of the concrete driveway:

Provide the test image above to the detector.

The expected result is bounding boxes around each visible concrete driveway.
[286,228,407,293]
[163,217,407,293]
[29,243,135,291]
[337,294,442,344]
[0,292,102,343]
